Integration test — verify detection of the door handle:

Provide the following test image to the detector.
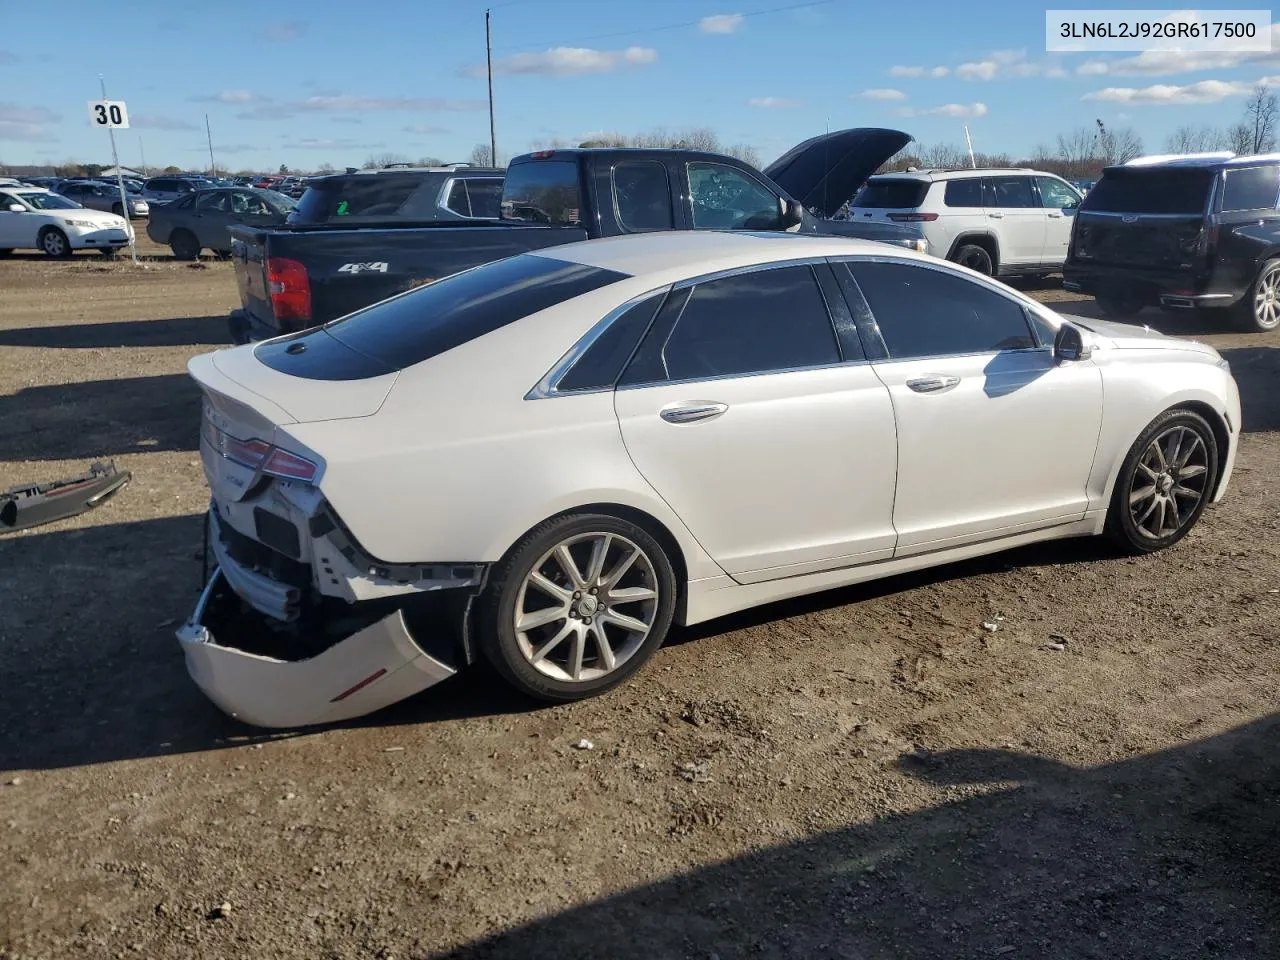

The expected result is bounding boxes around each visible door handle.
[1047,211,1063,218]
[659,401,728,424]
[905,375,960,394]
[987,212,1004,219]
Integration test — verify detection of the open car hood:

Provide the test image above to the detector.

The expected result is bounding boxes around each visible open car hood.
[765,128,914,219]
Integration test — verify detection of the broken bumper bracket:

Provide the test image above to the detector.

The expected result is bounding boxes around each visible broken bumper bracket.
[0,461,130,534]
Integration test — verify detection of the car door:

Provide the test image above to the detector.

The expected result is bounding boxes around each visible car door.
[230,190,283,229]
[985,175,1045,269]
[1035,176,1082,267]
[612,261,898,583]
[838,257,1103,554]
[0,192,30,247]
[684,161,785,231]
[193,191,234,249]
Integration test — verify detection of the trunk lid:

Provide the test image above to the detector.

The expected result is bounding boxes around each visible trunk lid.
[764,128,914,219]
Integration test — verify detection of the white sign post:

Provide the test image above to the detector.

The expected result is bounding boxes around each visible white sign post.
[88,79,137,264]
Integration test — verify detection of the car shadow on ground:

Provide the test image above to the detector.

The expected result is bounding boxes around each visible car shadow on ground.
[438,713,1279,959]
[0,315,230,349]
[1219,346,1280,433]
[0,373,199,461]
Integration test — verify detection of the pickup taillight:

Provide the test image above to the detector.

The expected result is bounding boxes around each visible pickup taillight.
[267,256,311,323]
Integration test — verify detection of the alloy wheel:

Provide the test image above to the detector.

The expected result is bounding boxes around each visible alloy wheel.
[513,532,660,683]
[1127,425,1210,540]
[43,232,66,256]
[1254,267,1280,330]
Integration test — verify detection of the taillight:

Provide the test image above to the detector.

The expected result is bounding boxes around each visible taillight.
[887,212,939,222]
[267,256,311,323]
[202,418,319,483]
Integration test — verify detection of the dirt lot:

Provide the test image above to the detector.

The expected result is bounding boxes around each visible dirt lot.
[0,242,1277,960]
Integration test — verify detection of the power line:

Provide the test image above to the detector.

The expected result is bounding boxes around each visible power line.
[494,0,835,53]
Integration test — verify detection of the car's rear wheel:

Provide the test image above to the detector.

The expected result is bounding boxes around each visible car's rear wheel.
[38,227,71,259]
[169,229,200,261]
[1107,409,1218,554]
[478,513,677,702]
[99,248,117,259]
[1237,258,1280,332]
[953,244,993,276]
[1094,293,1145,319]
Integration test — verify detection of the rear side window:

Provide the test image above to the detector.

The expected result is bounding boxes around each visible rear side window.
[660,265,840,381]
[556,290,667,392]
[990,176,1036,208]
[943,179,985,207]
[1221,165,1280,212]
[291,175,425,223]
[1082,169,1213,215]
[256,254,629,378]
[501,160,583,225]
[852,179,929,208]
[612,161,674,232]
[441,178,502,218]
[847,260,1036,359]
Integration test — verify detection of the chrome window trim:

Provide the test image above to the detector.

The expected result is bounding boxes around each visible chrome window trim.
[436,176,504,219]
[614,357,873,393]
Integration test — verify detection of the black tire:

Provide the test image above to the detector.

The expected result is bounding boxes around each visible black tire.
[0,249,12,256]
[38,227,72,259]
[169,230,200,261]
[99,247,118,259]
[1235,258,1280,332]
[952,243,994,276]
[1106,409,1219,554]
[477,512,678,702]
[1094,293,1145,319]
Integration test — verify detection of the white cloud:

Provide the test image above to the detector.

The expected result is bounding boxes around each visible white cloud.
[956,60,998,81]
[930,66,949,77]
[195,89,263,104]
[1082,79,1254,105]
[856,88,908,101]
[132,114,198,131]
[748,96,801,108]
[0,103,58,141]
[265,20,306,42]
[699,13,743,34]
[464,46,657,78]
[403,123,448,134]
[896,101,989,119]
[889,65,924,77]
[1076,25,1280,76]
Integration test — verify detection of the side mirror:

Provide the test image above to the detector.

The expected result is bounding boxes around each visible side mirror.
[6,203,24,213]
[780,197,804,229]
[1053,322,1092,364]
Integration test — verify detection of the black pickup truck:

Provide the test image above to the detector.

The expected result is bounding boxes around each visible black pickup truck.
[228,128,915,341]
[1063,155,1280,332]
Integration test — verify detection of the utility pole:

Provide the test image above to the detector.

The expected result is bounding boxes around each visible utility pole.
[963,125,977,168]
[486,8,497,167]
[205,113,216,177]
[98,74,137,265]
[138,136,147,177]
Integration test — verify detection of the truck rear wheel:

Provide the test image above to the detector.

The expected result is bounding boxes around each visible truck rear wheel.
[1237,259,1280,332]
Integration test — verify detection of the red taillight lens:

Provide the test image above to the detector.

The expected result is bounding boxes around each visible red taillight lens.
[267,256,311,323]
[202,419,318,483]
[887,212,939,222]
[262,448,319,482]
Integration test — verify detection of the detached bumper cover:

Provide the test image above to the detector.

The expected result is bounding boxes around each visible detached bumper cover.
[177,570,458,728]
[1,461,130,533]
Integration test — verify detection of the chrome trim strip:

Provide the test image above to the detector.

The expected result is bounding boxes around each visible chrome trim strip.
[670,255,832,290]
[615,357,874,392]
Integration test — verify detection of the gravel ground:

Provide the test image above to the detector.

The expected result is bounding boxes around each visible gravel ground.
[0,245,1277,960]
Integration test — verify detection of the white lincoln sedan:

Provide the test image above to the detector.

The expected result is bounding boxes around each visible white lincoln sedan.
[180,232,1240,727]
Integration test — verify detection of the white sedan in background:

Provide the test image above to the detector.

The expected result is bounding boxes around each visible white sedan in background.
[180,232,1240,727]
[0,186,133,257]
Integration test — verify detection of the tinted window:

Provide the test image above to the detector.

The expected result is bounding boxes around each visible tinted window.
[847,261,1036,359]
[444,179,470,215]
[556,291,667,392]
[852,179,929,208]
[1082,169,1213,215]
[147,179,171,191]
[661,266,839,380]
[687,162,782,230]
[1036,176,1080,209]
[464,179,502,218]
[501,160,583,225]
[943,179,985,207]
[1221,165,1280,212]
[196,191,230,212]
[990,176,1036,208]
[257,254,628,378]
[612,161,674,232]
[290,175,422,223]
[231,191,272,215]
[169,195,195,210]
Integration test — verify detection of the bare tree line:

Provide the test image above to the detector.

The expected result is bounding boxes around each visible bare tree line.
[1163,84,1278,155]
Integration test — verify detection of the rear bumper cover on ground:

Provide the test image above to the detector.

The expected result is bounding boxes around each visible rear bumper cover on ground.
[176,570,458,728]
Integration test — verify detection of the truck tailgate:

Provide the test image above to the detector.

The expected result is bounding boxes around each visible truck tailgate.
[230,226,273,334]
[1071,213,1205,271]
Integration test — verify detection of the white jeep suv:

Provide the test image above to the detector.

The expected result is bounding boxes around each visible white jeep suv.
[846,169,1083,278]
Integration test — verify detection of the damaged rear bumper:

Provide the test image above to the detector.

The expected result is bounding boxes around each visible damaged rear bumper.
[176,570,459,728]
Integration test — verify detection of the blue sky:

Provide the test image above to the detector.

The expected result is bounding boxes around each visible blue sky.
[1,0,1278,172]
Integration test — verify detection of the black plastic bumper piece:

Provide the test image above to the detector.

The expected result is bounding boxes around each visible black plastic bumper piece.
[0,461,131,533]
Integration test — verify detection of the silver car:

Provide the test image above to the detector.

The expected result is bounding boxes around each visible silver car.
[141,176,209,207]
[55,180,149,219]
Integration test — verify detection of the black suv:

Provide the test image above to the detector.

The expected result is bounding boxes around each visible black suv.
[285,165,505,226]
[1063,156,1280,332]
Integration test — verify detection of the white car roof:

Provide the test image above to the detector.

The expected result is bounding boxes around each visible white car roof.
[7,185,49,193]
[868,168,1046,183]
[537,231,914,280]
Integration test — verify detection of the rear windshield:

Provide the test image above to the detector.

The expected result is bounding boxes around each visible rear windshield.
[288,174,439,224]
[1082,169,1214,215]
[850,179,928,208]
[255,254,629,379]
[501,160,584,225]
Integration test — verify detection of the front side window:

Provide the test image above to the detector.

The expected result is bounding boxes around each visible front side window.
[1036,177,1081,210]
[1221,165,1280,212]
[659,265,839,381]
[612,161,674,232]
[990,176,1036,208]
[501,161,583,225]
[196,191,230,213]
[846,260,1036,359]
[687,162,782,230]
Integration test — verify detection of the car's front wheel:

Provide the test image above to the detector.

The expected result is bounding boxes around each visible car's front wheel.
[478,513,678,702]
[38,227,71,259]
[1107,409,1218,554]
